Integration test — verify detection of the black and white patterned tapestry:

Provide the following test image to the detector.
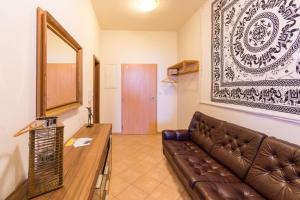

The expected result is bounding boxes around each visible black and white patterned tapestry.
[211,0,300,114]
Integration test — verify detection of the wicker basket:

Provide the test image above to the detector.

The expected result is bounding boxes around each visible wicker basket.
[28,124,64,198]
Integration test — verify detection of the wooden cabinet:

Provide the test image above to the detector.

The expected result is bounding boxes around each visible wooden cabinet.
[167,60,199,76]
[7,124,112,200]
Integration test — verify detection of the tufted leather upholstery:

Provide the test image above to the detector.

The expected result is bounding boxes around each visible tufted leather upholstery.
[210,122,266,179]
[162,129,190,141]
[163,140,204,156]
[162,130,177,140]
[175,129,190,141]
[162,111,300,200]
[188,111,202,131]
[194,182,265,200]
[174,154,240,187]
[246,137,300,200]
[190,113,224,153]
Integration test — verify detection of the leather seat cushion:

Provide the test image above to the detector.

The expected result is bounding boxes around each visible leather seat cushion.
[210,122,266,180]
[174,154,240,187]
[246,137,300,200]
[194,182,265,200]
[163,140,205,156]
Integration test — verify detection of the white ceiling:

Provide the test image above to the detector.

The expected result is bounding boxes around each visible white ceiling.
[91,0,204,31]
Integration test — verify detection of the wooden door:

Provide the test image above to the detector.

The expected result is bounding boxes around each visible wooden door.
[93,56,100,124]
[122,64,157,134]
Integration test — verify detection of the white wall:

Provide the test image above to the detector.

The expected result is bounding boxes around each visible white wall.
[100,31,178,133]
[177,7,202,128]
[177,0,300,145]
[0,0,102,199]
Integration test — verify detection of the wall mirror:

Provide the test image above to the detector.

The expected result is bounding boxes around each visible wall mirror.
[37,8,82,117]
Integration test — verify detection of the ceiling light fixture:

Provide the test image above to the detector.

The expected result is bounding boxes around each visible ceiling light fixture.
[136,0,159,12]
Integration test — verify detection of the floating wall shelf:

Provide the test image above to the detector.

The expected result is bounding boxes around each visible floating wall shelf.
[167,60,199,76]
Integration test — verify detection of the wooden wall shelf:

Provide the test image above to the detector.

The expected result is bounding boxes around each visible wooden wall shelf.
[167,60,199,76]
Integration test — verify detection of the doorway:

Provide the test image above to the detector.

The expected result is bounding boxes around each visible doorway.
[122,64,157,134]
[93,55,100,124]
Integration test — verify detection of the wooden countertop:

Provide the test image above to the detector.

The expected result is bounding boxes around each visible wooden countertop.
[7,124,112,200]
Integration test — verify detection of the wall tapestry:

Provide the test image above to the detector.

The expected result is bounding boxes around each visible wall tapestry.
[211,0,300,114]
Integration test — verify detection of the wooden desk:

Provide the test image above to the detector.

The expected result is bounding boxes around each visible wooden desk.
[7,124,112,200]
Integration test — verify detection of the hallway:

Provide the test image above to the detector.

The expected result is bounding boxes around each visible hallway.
[109,134,191,200]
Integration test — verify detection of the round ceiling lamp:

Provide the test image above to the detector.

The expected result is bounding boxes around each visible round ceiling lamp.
[136,0,160,12]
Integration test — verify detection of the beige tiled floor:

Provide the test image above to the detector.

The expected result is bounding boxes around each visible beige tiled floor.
[109,134,191,200]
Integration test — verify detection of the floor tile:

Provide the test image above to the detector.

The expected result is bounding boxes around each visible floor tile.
[150,183,181,200]
[162,175,184,193]
[110,134,191,200]
[133,175,161,193]
[115,185,148,200]
[118,168,143,183]
[109,176,130,196]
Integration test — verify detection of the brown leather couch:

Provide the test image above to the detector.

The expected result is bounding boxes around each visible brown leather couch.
[162,112,300,200]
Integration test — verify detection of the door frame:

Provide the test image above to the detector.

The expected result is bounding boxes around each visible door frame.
[93,55,100,124]
[121,64,157,134]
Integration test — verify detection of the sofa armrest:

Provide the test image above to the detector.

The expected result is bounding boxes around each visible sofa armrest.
[162,130,176,140]
[162,129,190,141]
[176,129,190,141]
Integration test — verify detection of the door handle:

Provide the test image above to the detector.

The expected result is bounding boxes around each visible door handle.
[151,97,155,102]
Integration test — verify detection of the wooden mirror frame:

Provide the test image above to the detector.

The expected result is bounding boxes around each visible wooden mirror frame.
[36,8,83,117]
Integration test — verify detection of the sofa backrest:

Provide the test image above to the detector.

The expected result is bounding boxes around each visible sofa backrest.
[189,112,224,153]
[188,111,202,132]
[246,137,300,200]
[209,122,266,180]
